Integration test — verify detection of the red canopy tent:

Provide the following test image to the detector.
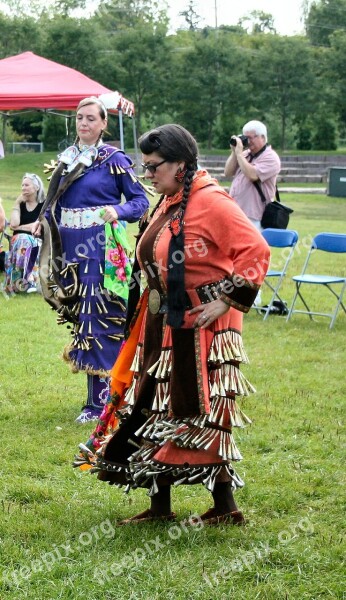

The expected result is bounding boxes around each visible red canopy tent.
[0,51,136,152]
[0,51,135,114]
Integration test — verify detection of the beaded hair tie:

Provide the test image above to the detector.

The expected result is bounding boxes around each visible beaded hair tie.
[168,209,184,237]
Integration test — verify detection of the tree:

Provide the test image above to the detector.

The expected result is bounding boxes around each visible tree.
[168,29,251,148]
[1,2,345,151]
[312,113,337,149]
[95,0,168,29]
[179,0,202,31]
[248,35,319,150]
[238,11,277,34]
[0,0,86,18]
[0,14,42,58]
[326,30,346,132]
[0,0,48,17]
[305,0,346,46]
[40,16,106,81]
[40,114,68,151]
[7,113,44,143]
[52,0,88,17]
[87,0,171,136]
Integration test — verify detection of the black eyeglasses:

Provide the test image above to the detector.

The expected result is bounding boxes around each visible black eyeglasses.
[141,159,167,174]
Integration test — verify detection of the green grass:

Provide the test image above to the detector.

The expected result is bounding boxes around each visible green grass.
[0,152,56,205]
[0,156,346,600]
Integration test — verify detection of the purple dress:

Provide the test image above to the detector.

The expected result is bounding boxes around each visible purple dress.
[55,145,149,375]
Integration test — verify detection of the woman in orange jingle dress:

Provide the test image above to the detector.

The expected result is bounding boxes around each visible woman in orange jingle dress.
[76,124,270,526]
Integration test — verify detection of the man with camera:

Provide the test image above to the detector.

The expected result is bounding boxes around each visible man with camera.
[224,120,281,230]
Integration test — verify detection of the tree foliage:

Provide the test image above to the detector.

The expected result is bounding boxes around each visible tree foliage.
[0,0,345,151]
[326,30,346,127]
[247,35,319,150]
[0,14,40,58]
[179,0,202,31]
[305,0,346,46]
[238,10,277,34]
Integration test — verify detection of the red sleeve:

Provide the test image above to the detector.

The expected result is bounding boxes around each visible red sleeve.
[202,189,270,312]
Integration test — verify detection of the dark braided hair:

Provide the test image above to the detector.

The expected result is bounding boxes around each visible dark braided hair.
[138,124,199,328]
[124,193,167,337]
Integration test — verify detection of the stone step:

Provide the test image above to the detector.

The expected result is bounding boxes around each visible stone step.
[200,161,328,177]
[198,156,334,183]
[278,174,326,183]
[279,167,328,175]
[199,155,345,168]
[132,153,343,183]
[279,162,329,169]
[199,159,333,170]
[280,155,345,164]
[199,166,327,183]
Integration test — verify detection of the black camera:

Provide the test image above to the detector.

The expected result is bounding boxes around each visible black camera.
[230,134,249,148]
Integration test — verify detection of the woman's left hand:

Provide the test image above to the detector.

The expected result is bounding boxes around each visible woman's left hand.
[101,206,119,223]
[32,220,41,236]
[189,298,230,329]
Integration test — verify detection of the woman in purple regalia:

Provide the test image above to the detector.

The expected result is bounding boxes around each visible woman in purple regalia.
[34,97,149,423]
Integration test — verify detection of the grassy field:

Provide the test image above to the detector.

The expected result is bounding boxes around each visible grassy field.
[0,153,345,600]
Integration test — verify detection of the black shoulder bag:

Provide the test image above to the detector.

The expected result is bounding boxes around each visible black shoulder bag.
[248,146,293,229]
[254,181,293,229]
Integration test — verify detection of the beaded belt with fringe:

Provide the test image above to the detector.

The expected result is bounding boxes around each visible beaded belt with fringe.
[60,206,108,229]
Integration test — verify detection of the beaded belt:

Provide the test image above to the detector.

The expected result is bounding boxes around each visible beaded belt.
[148,277,227,315]
[60,206,108,229]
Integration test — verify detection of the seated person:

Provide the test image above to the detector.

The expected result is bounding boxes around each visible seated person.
[0,198,5,232]
[0,198,7,272]
[5,173,45,294]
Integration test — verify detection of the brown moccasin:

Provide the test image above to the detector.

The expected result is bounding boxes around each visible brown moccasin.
[194,507,246,526]
[118,509,177,525]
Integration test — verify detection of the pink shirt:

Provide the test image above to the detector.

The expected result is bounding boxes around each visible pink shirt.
[230,145,281,221]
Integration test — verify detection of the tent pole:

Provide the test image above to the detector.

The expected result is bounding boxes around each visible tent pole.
[118,109,124,150]
[132,117,139,175]
[2,113,7,151]
[66,113,73,144]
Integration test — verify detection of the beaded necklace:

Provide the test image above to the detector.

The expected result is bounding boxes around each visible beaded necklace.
[77,139,103,153]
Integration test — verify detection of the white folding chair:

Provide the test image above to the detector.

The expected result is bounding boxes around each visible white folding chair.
[257,228,299,321]
[286,232,346,329]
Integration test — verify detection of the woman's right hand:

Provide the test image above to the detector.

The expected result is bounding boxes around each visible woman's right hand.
[100,206,119,223]
[189,298,230,329]
[10,201,21,228]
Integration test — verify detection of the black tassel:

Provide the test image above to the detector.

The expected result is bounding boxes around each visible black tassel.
[167,209,186,328]
[124,254,141,338]
[124,225,149,338]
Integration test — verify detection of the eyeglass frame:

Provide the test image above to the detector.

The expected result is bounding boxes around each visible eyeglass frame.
[141,159,167,174]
